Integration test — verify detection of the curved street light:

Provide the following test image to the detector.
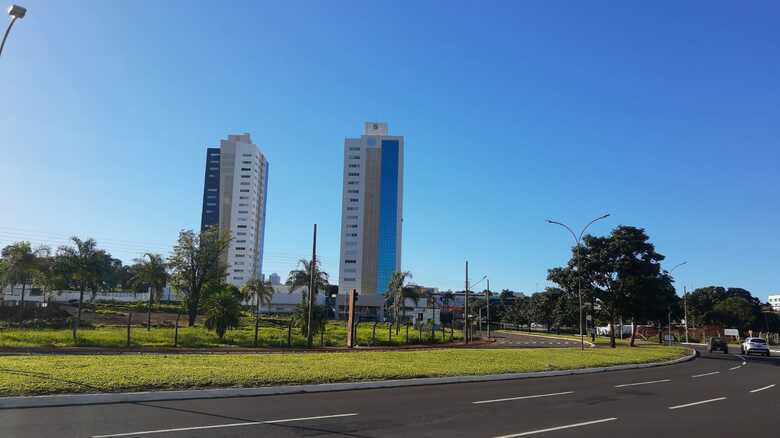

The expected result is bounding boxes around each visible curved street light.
[1,5,26,58]
[667,261,688,344]
[546,213,610,350]
[464,270,486,344]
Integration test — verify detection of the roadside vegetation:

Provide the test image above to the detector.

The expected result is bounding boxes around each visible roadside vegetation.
[0,344,688,396]
[0,317,462,349]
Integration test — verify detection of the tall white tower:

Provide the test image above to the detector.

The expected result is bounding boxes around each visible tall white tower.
[338,122,404,296]
[200,133,269,287]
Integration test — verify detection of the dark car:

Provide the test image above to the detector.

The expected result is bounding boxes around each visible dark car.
[708,337,729,354]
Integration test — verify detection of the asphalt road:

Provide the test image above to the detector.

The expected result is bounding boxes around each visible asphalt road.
[2,346,778,438]
[490,332,583,348]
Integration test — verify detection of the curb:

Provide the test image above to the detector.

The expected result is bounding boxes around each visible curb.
[0,349,696,409]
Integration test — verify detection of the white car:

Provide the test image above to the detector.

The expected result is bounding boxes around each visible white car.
[741,337,770,357]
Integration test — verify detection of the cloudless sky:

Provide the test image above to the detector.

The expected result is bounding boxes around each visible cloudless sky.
[2,0,779,301]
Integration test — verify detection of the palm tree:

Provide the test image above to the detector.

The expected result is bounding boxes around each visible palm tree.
[387,271,413,333]
[204,289,242,339]
[286,258,329,307]
[1,241,37,323]
[131,253,169,331]
[241,278,275,347]
[57,237,100,336]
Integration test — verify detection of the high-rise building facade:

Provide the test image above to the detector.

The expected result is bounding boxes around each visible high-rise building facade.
[200,133,269,287]
[338,122,404,296]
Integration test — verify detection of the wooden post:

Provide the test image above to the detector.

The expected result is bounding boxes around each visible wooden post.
[126,312,132,348]
[346,289,357,348]
[174,310,181,347]
[320,321,325,347]
[371,322,377,345]
[287,320,293,347]
[406,323,409,344]
[388,323,392,343]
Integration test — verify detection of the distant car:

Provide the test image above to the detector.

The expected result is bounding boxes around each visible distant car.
[708,337,729,354]
[741,337,770,357]
[67,299,79,304]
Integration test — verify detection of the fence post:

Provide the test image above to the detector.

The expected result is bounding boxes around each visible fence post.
[320,321,325,347]
[406,322,409,344]
[372,322,377,346]
[174,310,181,347]
[418,323,422,343]
[388,323,392,343]
[287,320,293,347]
[126,312,132,348]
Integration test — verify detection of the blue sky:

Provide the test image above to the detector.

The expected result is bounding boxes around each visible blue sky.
[2,1,779,301]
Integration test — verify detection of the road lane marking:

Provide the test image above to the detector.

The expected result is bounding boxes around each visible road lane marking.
[668,397,727,410]
[493,417,618,437]
[473,391,574,404]
[614,379,671,388]
[737,355,747,365]
[728,365,742,371]
[691,371,720,378]
[91,413,359,437]
[749,384,775,393]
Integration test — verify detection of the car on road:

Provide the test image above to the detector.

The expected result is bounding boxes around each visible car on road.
[741,337,770,356]
[708,337,729,354]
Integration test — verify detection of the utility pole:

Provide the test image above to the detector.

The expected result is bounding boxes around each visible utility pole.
[485,279,491,340]
[684,286,689,343]
[464,260,469,344]
[306,224,317,347]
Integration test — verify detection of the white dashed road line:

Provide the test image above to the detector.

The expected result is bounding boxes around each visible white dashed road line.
[614,379,671,388]
[749,384,775,393]
[668,397,727,410]
[91,413,359,437]
[473,391,575,405]
[493,418,618,437]
[728,365,742,371]
[691,371,720,378]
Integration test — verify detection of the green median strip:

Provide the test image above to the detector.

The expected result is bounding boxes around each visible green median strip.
[0,345,688,396]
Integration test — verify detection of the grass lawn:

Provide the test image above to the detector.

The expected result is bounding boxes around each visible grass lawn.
[0,344,688,396]
[0,320,461,349]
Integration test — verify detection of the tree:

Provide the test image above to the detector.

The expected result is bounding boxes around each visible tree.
[286,258,329,307]
[1,241,37,322]
[440,291,455,324]
[687,286,762,333]
[168,226,232,326]
[241,278,274,346]
[203,289,242,339]
[57,237,101,335]
[31,246,64,306]
[386,271,413,333]
[573,226,668,348]
[131,253,169,330]
[286,258,329,335]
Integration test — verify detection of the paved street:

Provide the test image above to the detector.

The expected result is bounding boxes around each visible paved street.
[2,346,777,437]
[490,332,583,348]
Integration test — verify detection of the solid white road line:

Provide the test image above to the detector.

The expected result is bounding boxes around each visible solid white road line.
[493,418,618,438]
[91,413,359,438]
[691,371,720,378]
[749,384,775,393]
[473,391,574,404]
[728,365,742,371]
[668,397,727,410]
[614,379,671,388]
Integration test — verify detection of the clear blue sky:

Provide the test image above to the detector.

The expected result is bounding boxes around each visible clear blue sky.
[2,1,779,301]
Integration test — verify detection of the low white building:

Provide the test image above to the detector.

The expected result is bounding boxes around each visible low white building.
[768,294,780,313]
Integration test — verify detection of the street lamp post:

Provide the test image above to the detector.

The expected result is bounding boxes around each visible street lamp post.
[463,261,486,345]
[1,5,26,58]
[667,262,687,346]
[485,278,491,340]
[547,214,610,351]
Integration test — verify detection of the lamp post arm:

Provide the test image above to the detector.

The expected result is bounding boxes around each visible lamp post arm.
[0,16,18,58]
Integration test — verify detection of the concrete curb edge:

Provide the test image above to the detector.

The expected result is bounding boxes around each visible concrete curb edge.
[0,348,696,409]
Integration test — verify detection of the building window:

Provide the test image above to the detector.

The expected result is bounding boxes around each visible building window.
[348,172,360,177]
[349,147,360,151]
[348,181,358,185]
[240,189,249,192]
[344,277,356,281]
[237,225,247,229]
[349,164,360,168]
[348,189,358,194]
[349,198,359,202]
[345,259,356,264]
